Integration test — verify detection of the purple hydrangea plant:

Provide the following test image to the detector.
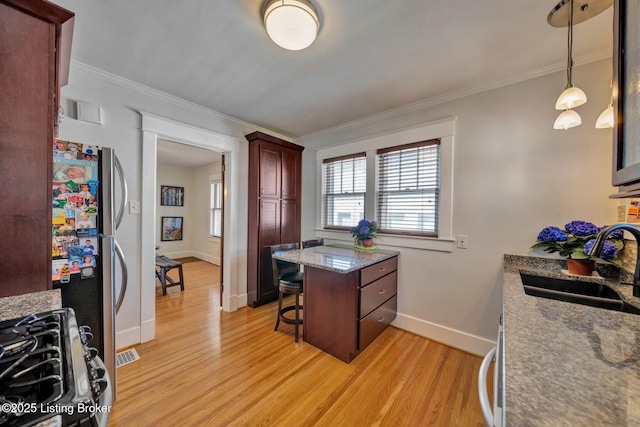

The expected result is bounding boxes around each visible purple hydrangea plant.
[350,219,380,242]
[532,220,624,266]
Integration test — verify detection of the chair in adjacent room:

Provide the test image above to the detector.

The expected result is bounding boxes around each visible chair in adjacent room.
[270,243,304,342]
[301,238,324,249]
[155,255,185,296]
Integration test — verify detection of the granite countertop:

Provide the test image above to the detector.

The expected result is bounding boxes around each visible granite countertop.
[0,290,62,321]
[503,255,640,426]
[272,244,399,274]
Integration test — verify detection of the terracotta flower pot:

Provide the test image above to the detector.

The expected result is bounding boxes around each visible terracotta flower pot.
[360,238,374,248]
[566,259,595,276]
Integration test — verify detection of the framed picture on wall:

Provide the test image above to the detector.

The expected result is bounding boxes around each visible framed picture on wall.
[161,216,183,241]
[161,185,184,206]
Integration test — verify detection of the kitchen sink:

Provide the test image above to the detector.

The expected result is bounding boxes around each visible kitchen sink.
[520,273,640,315]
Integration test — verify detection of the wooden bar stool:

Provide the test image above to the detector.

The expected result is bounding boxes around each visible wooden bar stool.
[155,255,185,296]
[270,243,304,342]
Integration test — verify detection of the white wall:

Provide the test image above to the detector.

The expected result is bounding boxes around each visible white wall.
[193,162,223,264]
[298,58,619,355]
[58,62,280,349]
[156,165,194,257]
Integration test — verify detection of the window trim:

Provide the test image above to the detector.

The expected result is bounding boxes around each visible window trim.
[315,117,455,252]
[321,152,367,230]
[209,180,222,238]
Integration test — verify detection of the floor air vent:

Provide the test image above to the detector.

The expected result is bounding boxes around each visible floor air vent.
[116,348,140,368]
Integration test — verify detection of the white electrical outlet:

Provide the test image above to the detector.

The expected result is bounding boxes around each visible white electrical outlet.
[129,201,141,214]
[457,234,468,249]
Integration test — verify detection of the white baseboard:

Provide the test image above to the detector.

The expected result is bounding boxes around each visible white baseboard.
[140,318,155,343]
[392,312,495,357]
[162,250,193,259]
[193,251,220,265]
[116,326,141,351]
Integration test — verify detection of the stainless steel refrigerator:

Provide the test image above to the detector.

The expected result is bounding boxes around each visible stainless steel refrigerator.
[51,142,128,400]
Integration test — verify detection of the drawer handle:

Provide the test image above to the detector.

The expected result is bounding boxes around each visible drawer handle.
[377,316,385,323]
[378,289,386,295]
[378,267,386,272]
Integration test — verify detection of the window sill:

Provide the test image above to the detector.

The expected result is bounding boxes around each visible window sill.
[315,229,454,252]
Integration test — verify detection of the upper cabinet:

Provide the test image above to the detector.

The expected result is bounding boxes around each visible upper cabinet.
[612,0,640,196]
[246,132,304,307]
[0,0,74,297]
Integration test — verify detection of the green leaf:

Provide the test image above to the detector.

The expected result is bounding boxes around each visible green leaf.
[569,249,590,260]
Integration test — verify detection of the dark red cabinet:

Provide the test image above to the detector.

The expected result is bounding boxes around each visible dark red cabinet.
[0,0,74,297]
[246,132,304,307]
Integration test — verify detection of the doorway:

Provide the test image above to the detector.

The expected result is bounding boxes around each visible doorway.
[155,138,222,302]
[140,112,241,344]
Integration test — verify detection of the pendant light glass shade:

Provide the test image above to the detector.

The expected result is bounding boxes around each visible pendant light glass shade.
[595,105,614,128]
[264,0,319,51]
[555,86,587,110]
[554,109,582,130]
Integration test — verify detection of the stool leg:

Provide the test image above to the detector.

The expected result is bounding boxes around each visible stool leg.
[294,291,300,342]
[160,268,167,296]
[178,265,184,291]
[275,286,283,331]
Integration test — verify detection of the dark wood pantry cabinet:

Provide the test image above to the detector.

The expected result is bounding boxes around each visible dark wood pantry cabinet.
[246,132,304,307]
[0,0,74,297]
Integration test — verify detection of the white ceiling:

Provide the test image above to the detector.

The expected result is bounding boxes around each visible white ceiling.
[52,0,613,140]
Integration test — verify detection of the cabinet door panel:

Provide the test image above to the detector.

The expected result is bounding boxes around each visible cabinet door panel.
[260,146,280,197]
[0,3,52,297]
[359,295,397,351]
[258,199,280,301]
[281,148,299,199]
[359,271,397,318]
[280,199,299,244]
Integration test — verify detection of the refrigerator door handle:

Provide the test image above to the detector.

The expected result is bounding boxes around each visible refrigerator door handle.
[114,239,128,313]
[114,154,128,230]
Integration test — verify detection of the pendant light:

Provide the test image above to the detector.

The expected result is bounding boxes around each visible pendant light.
[548,0,613,129]
[553,0,586,129]
[596,80,614,128]
[263,0,319,51]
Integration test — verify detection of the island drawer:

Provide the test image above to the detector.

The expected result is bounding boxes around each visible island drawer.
[359,295,397,351]
[359,271,397,318]
[361,257,397,287]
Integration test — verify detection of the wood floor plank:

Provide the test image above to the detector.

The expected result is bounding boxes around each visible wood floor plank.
[109,261,487,427]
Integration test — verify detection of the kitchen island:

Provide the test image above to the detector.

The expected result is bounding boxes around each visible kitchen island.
[273,245,399,362]
[503,255,640,426]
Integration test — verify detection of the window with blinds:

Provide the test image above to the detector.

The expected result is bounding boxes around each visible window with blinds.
[376,139,440,237]
[210,181,222,237]
[322,153,366,229]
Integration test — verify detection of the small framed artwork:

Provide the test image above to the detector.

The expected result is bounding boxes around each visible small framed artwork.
[161,216,183,241]
[161,185,184,206]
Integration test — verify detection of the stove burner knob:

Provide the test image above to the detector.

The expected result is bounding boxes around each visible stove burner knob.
[84,346,98,362]
[91,378,108,397]
[89,367,106,380]
[79,326,93,344]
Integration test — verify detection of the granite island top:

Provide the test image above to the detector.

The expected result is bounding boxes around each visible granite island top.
[273,244,399,274]
[0,289,62,321]
[503,255,640,426]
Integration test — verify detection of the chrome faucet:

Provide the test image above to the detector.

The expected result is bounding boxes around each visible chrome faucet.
[587,223,640,297]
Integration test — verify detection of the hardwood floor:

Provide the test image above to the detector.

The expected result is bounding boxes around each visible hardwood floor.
[109,260,488,426]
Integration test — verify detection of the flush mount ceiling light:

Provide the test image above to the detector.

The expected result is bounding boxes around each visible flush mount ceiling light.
[264,0,319,51]
[548,0,613,129]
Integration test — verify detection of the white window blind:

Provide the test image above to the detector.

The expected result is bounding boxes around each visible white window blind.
[210,181,222,237]
[322,153,366,228]
[376,139,440,236]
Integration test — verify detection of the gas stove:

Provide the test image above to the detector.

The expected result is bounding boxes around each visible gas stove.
[0,308,111,427]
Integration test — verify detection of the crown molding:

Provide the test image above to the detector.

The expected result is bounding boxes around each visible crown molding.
[69,60,293,142]
[295,49,612,145]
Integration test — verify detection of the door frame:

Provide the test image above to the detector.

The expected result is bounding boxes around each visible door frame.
[140,112,240,343]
